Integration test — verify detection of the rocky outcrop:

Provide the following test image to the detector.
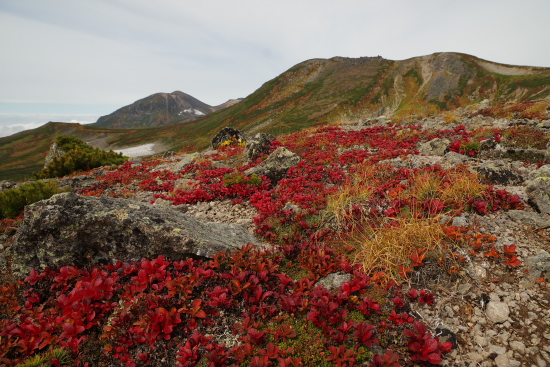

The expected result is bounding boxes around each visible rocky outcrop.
[524,254,550,281]
[0,180,16,191]
[244,147,301,184]
[9,193,260,277]
[477,160,524,185]
[419,138,450,156]
[525,165,550,215]
[244,133,276,163]
[211,127,250,149]
[507,210,550,228]
[44,142,65,167]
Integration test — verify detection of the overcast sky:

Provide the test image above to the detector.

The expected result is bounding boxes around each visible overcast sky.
[1,0,550,137]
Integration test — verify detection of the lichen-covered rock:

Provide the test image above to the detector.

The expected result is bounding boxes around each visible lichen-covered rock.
[244,133,276,163]
[43,142,65,167]
[479,138,497,151]
[419,138,450,156]
[524,254,550,281]
[507,210,550,228]
[315,272,352,292]
[211,127,250,149]
[525,165,550,215]
[9,192,260,277]
[444,151,471,165]
[478,160,524,185]
[0,180,17,191]
[244,147,301,184]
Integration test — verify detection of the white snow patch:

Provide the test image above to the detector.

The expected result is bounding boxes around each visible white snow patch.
[182,108,205,116]
[114,143,156,158]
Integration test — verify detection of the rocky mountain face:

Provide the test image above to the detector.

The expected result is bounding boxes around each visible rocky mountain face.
[94,91,226,128]
[211,52,550,134]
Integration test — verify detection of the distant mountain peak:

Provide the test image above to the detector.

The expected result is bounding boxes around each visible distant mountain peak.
[94,91,239,129]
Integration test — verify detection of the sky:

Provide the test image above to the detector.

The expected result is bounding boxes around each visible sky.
[1,0,550,138]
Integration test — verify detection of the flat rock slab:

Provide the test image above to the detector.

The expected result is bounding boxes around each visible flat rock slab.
[10,192,260,277]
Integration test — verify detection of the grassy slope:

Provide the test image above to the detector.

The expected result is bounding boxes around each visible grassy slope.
[2,53,550,181]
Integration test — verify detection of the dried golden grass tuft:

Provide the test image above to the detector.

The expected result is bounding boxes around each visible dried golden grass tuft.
[523,99,550,119]
[443,111,460,124]
[352,218,446,283]
[323,163,393,228]
[406,167,488,208]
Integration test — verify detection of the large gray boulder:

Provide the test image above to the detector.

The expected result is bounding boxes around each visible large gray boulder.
[525,165,550,215]
[419,138,451,156]
[0,180,17,192]
[244,147,301,184]
[211,127,250,149]
[244,133,276,163]
[9,192,260,277]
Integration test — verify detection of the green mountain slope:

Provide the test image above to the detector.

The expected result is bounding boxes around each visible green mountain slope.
[2,52,550,182]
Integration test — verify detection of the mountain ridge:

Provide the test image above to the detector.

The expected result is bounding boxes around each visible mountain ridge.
[2,52,550,181]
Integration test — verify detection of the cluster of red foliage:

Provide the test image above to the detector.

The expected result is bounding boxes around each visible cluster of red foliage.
[0,245,450,366]
[3,122,536,366]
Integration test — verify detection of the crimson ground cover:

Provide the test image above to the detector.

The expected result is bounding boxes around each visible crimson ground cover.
[0,123,534,366]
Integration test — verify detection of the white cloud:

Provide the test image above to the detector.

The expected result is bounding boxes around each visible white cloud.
[1,0,550,111]
[0,114,100,138]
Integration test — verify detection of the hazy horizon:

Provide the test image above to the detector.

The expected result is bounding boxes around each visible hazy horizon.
[2,0,550,137]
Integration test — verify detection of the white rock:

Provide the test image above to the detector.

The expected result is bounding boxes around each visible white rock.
[486,301,510,323]
[510,340,526,354]
[495,354,510,367]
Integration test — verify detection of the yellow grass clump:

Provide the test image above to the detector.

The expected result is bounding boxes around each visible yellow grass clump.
[443,111,460,124]
[407,167,488,209]
[323,163,393,228]
[352,218,446,283]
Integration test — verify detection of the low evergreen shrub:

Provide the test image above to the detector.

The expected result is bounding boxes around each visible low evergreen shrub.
[0,180,62,219]
[34,135,127,179]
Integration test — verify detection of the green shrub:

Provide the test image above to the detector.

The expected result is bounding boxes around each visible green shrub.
[0,180,63,219]
[224,173,263,187]
[34,135,127,179]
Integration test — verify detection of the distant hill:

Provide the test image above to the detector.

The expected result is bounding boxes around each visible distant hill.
[2,52,550,181]
[94,91,241,129]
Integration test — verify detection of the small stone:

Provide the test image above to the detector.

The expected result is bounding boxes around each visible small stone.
[486,301,510,323]
[510,341,526,354]
[475,335,488,347]
[458,283,473,294]
[467,352,484,362]
[498,331,510,343]
[489,344,507,355]
[535,356,546,367]
[495,354,510,367]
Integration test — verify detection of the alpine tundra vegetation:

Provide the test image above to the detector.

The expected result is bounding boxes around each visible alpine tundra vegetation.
[1,53,550,366]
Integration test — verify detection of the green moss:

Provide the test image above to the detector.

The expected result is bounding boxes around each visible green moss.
[224,173,263,187]
[269,317,332,366]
